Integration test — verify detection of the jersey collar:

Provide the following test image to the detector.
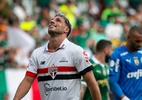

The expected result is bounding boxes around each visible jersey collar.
[92,55,105,67]
[45,38,69,52]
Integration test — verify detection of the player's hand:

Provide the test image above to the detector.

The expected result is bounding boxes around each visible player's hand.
[121,96,130,100]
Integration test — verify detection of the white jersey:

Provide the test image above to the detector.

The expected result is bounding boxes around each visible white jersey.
[26,38,92,100]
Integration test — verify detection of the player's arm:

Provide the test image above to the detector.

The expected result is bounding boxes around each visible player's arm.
[74,48,101,100]
[109,75,126,99]
[109,53,129,100]
[13,76,35,100]
[109,76,130,100]
[82,68,101,100]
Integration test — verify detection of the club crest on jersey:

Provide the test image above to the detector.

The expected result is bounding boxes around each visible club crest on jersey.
[83,51,89,62]
[48,64,57,79]
[134,57,139,66]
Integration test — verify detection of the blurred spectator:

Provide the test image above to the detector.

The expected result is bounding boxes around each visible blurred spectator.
[88,19,99,35]
[29,27,40,46]
[135,5,142,23]
[102,0,115,8]
[0,46,8,69]
[8,17,35,52]
[0,46,27,69]
[36,0,51,9]
[91,24,109,44]
[22,0,34,17]
[0,21,9,69]
[127,13,140,27]
[4,47,21,68]
[0,25,8,45]
[59,0,80,28]
[12,0,27,21]
[0,0,10,20]
[20,16,36,33]
[36,18,50,47]
[7,17,35,67]
[100,3,127,27]
[37,19,49,39]
[116,0,129,9]
[120,22,130,44]
[105,15,124,48]
[36,7,51,25]
[72,16,93,58]
[129,0,142,11]
[49,1,59,16]
[72,17,90,48]
[87,0,100,20]
[100,3,115,27]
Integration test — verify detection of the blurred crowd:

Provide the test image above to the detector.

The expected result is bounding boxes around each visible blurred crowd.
[0,0,142,69]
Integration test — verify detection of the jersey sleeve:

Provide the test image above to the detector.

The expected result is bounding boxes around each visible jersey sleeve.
[108,51,124,97]
[26,50,38,78]
[73,46,92,74]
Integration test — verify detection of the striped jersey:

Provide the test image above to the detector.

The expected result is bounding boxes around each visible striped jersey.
[109,45,142,100]
[26,38,92,100]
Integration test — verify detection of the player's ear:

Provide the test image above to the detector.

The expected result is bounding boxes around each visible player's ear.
[104,47,109,54]
[64,26,69,34]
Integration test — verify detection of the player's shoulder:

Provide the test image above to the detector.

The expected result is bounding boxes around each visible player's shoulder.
[112,45,127,55]
[68,40,84,51]
[67,41,86,57]
[138,48,142,52]
[114,45,125,51]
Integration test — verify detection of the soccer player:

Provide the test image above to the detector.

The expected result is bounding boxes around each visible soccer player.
[109,26,142,100]
[81,39,113,100]
[13,13,101,100]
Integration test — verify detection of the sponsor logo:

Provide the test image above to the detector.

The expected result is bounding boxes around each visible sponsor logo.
[59,57,68,62]
[109,60,115,67]
[44,83,67,95]
[115,59,120,72]
[133,57,139,66]
[126,59,131,63]
[138,50,142,54]
[40,61,45,65]
[96,70,101,74]
[127,69,142,79]
[109,59,120,72]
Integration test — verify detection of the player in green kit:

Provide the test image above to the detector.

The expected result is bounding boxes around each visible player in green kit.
[81,40,113,100]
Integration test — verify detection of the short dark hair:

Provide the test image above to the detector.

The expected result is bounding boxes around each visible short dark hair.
[129,26,142,35]
[96,40,112,52]
[55,13,72,37]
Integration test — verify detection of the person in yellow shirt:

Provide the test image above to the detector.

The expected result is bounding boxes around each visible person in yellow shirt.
[59,0,79,28]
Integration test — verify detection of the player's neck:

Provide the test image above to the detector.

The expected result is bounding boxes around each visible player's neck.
[125,43,136,52]
[95,53,105,64]
[48,36,66,51]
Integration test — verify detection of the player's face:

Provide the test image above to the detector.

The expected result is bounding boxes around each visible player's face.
[48,16,68,37]
[105,45,113,63]
[129,32,142,51]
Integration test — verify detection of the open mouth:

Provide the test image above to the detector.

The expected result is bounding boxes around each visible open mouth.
[49,24,56,28]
